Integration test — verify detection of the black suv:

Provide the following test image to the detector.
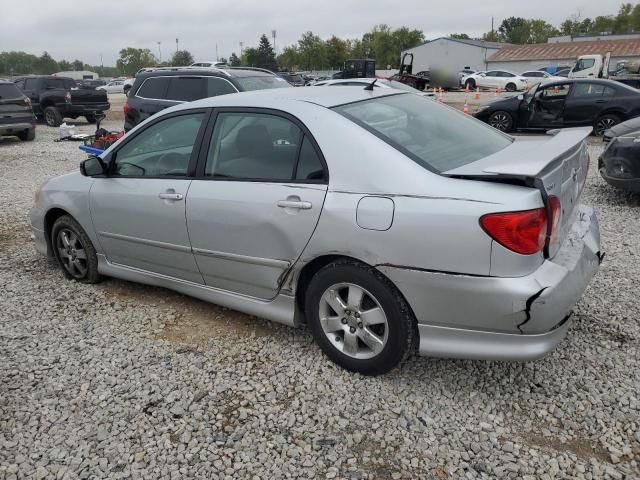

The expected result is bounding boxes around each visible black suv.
[124,67,290,131]
[0,80,36,141]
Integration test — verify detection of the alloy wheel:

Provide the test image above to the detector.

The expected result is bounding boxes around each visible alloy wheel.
[596,117,617,136]
[318,283,389,360]
[56,228,88,279]
[45,110,55,126]
[489,113,510,131]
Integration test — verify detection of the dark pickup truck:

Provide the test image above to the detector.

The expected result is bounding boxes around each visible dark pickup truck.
[14,76,110,127]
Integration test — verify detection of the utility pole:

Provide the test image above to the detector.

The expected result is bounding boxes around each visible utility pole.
[272,30,277,55]
[491,17,494,37]
[100,53,103,77]
[176,38,179,53]
[157,41,162,63]
[216,44,219,61]
[240,41,244,56]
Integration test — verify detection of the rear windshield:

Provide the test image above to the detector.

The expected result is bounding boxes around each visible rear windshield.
[0,84,22,98]
[333,94,512,172]
[234,76,290,91]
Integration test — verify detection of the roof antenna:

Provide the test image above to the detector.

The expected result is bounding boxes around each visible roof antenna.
[364,78,377,91]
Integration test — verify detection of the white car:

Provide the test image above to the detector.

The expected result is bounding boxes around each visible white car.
[97,80,125,94]
[190,61,227,68]
[463,70,528,92]
[520,71,566,86]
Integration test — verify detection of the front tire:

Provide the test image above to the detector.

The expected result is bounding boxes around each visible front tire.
[44,106,63,127]
[488,110,514,132]
[51,215,101,283]
[305,260,417,375]
[595,114,621,136]
[505,82,517,92]
[18,128,35,141]
[85,114,97,124]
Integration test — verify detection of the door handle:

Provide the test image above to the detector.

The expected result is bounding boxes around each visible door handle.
[277,200,312,210]
[159,192,183,201]
[595,99,607,104]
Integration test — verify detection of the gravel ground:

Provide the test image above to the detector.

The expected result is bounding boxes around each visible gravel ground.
[0,123,639,480]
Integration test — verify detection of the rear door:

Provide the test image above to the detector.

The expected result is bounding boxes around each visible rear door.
[186,109,328,299]
[563,82,615,126]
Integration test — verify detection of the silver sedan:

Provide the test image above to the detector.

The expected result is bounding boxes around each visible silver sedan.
[30,87,601,375]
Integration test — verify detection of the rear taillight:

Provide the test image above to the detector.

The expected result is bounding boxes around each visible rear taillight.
[480,208,547,255]
[123,102,130,115]
[547,195,561,245]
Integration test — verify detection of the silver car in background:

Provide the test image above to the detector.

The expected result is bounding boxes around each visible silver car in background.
[30,87,601,375]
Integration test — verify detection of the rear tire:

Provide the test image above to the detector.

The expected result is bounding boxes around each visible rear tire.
[488,110,514,132]
[505,82,517,92]
[18,128,35,141]
[44,106,62,127]
[595,114,621,136]
[304,260,417,375]
[51,215,101,284]
[85,114,97,124]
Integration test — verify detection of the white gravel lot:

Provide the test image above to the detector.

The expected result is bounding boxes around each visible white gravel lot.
[0,122,639,480]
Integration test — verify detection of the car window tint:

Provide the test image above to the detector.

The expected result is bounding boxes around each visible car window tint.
[603,86,616,97]
[572,83,605,97]
[137,77,170,99]
[540,84,570,98]
[43,78,66,89]
[24,78,38,90]
[0,84,22,98]
[485,71,498,76]
[114,113,204,177]
[206,77,237,97]
[205,112,302,180]
[166,77,206,101]
[334,93,512,173]
[295,136,324,180]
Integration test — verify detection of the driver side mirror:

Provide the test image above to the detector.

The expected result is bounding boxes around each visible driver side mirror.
[80,155,106,176]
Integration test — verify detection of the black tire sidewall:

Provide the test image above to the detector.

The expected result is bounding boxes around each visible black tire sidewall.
[85,115,96,124]
[506,83,516,92]
[466,79,475,89]
[595,114,620,136]
[51,215,101,283]
[305,262,413,375]
[44,107,62,127]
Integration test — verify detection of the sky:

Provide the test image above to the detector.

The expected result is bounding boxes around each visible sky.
[0,0,617,66]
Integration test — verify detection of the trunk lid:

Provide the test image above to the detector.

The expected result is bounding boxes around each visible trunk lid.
[444,127,591,259]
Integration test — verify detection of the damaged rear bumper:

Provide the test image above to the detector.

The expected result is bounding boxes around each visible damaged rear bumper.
[377,204,601,361]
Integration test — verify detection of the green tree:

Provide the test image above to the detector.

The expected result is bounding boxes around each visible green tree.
[72,59,84,70]
[218,57,228,65]
[57,59,73,71]
[277,46,299,70]
[241,47,260,67]
[257,34,277,70]
[613,3,633,33]
[324,35,348,69]
[229,52,241,66]
[37,52,58,74]
[116,47,157,75]
[527,19,559,43]
[298,32,326,70]
[450,33,470,39]
[0,51,40,75]
[498,17,531,43]
[482,30,501,42]
[591,15,615,33]
[391,26,424,65]
[171,50,194,66]
[631,4,640,31]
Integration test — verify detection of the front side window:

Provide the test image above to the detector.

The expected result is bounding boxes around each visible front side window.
[0,83,22,98]
[539,84,570,99]
[137,77,170,99]
[24,78,38,90]
[334,93,512,173]
[113,113,204,177]
[205,112,324,181]
[574,58,596,72]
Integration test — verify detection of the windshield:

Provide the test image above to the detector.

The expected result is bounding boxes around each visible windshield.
[333,93,513,173]
[524,83,541,101]
[235,75,291,91]
[0,84,22,98]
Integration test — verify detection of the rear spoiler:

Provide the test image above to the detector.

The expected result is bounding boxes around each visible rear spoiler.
[443,127,592,179]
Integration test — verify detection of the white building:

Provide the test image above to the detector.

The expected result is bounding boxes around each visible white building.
[53,70,100,80]
[401,37,508,73]
[487,38,640,73]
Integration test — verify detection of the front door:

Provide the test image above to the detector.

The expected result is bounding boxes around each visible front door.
[186,110,328,299]
[527,83,570,129]
[90,110,207,283]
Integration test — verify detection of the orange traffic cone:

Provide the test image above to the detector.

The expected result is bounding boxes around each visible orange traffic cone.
[496,86,502,95]
[463,99,469,115]
[474,87,480,100]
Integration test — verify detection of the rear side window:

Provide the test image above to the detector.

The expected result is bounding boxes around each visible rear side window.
[0,84,22,98]
[571,83,610,97]
[166,77,206,101]
[136,77,170,99]
[206,77,237,97]
[24,79,38,90]
[296,136,324,180]
[43,78,66,89]
[334,93,512,173]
